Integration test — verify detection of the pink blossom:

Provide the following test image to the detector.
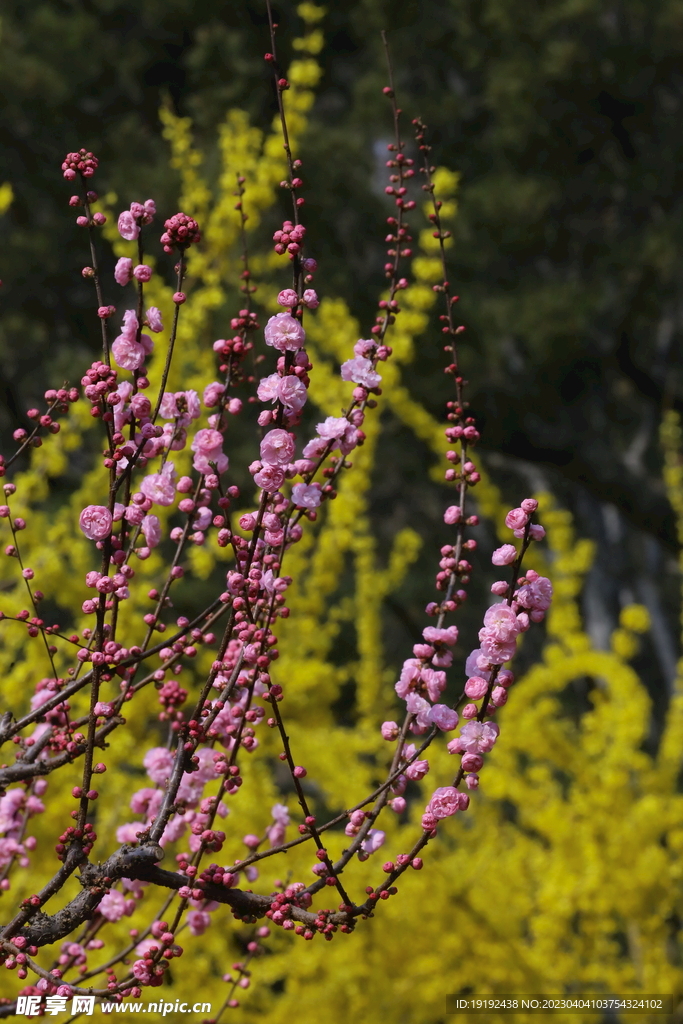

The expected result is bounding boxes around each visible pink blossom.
[79,505,112,541]
[423,625,458,646]
[161,814,188,845]
[159,390,200,425]
[260,428,295,466]
[483,602,520,651]
[516,576,553,612]
[354,339,375,357]
[277,289,298,307]
[141,514,161,548]
[521,497,538,513]
[529,524,546,541]
[465,648,491,678]
[266,803,289,847]
[129,394,150,420]
[134,264,152,282]
[381,721,399,740]
[311,415,359,456]
[302,288,319,309]
[116,823,144,844]
[414,642,434,659]
[291,482,322,509]
[405,758,430,781]
[271,802,289,826]
[406,692,433,730]
[132,960,151,984]
[121,309,138,340]
[359,829,385,858]
[143,747,174,785]
[112,335,145,371]
[124,504,144,526]
[264,312,305,352]
[277,375,307,414]
[187,910,211,936]
[318,416,351,440]
[432,648,453,668]
[113,381,133,432]
[254,464,285,492]
[146,307,163,333]
[505,507,528,530]
[118,210,140,241]
[193,507,212,531]
[257,373,279,403]
[431,704,459,731]
[0,838,23,867]
[491,544,517,566]
[465,676,489,700]
[94,701,114,717]
[114,257,133,286]
[160,423,185,452]
[491,686,508,707]
[422,666,447,702]
[340,356,381,389]
[461,752,484,772]
[141,462,177,506]
[158,393,179,419]
[302,437,328,459]
[191,429,228,474]
[395,657,421,698]
[25,794,44,816]
[483,603,520,642]
[203,381,225,407]
[444,505,462,524]
[0,790,25,835]
[130,787,162,817]
[99,890,127,922]
[479,632,517,665]
[448,720,499,755]
[427,786,463,819]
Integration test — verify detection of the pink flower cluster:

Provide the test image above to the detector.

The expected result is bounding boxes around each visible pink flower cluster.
[114,257,153,286]
[340,355,381,390]
[192,428,228,474]
[159,390,201,428]
[423,786,469,829]
[112,309,154,372]
[302,416,362,460]
[117,200,156,241]
[276,288,319,309]
[273,219,306,258]
[251,428,296,492]
[161,212,201,253]
[257,372,307,416]
[62,149,98,180]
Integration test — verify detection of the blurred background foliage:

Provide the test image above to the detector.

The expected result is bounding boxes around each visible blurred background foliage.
[3,0,683,1018]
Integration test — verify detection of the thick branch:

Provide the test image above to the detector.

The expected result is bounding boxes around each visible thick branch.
[6,842,354,949]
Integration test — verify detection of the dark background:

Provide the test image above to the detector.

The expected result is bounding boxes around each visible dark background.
[1,0,681,710]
